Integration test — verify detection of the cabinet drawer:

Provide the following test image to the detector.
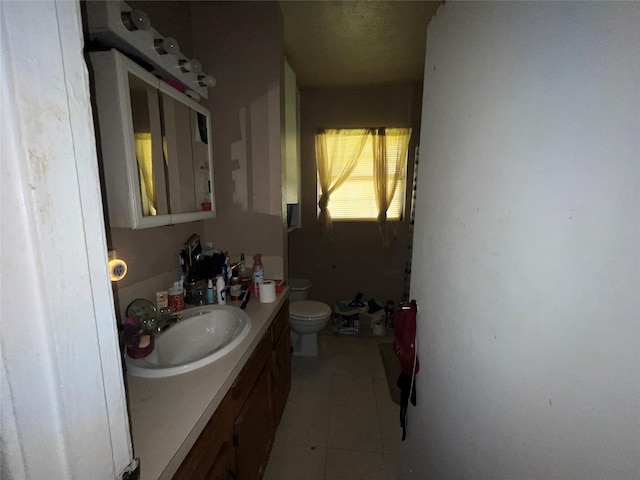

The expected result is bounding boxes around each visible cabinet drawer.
[270,301,289,345]
[231,332,271,413]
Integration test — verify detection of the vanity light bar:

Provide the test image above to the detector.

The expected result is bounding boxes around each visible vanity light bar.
[85,0,211,99]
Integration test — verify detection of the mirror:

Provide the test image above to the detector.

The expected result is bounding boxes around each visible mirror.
[160,92,211,215]
[129,73,167,217]
[129,73,212,219]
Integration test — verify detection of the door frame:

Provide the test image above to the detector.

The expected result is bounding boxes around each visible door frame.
[1,1,133,478]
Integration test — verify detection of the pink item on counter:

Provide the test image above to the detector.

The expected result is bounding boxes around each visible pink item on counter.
[163,78,186,93]
[126,334,154,359]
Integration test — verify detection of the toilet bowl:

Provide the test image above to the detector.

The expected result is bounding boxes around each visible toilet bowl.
[289,300,332,356]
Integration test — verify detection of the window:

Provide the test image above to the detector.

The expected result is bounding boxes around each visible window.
[316,128,411,221]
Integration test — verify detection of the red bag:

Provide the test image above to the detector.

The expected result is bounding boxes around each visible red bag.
[393,301,419,375]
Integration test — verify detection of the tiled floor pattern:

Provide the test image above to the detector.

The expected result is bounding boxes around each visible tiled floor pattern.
[264,326,401,480]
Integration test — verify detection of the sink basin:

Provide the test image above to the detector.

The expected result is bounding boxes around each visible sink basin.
[125,304,250,378]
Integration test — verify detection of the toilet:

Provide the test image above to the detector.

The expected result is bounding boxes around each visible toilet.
[288,279,331,356]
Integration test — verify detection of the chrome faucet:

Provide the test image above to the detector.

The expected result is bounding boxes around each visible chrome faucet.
[156,313,181,333]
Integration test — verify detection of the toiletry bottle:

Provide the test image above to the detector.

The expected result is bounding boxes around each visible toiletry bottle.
[168,281,185,312]
[229,274,242,301]
[221,259,228,283]
[252,253,264,294]
[216,275,226,305]
[207,278,215,304]
[239,253,251,291]
[385,300,395,329]
[225,254,231,282]
[203,242,215,257]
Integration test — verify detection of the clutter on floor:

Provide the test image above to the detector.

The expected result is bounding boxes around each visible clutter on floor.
[332,293,385,335]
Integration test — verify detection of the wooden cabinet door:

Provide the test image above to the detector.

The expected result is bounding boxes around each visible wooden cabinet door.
[234,363,273,480]
[205,440,236,480]
[271,327,291,427]
[173,392,236,480]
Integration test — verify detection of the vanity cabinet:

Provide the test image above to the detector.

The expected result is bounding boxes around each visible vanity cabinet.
[234,364,273,479]
[270,304,291,427]
[172,393,236,480]
[173,301,290,480]
[89,49,215,229]
[230,328,274,480]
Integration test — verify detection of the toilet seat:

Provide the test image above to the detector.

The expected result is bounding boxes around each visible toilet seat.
[289,300,331,320]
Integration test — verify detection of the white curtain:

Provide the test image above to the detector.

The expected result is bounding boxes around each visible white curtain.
[315,128,369,242]
[372,127,412,247]
[134,132,156,216]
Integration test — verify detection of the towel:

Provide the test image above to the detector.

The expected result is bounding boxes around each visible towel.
[393,301,419,440]
[397,372,417,441]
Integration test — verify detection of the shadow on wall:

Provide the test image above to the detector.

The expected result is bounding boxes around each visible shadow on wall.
[230,82,282,217]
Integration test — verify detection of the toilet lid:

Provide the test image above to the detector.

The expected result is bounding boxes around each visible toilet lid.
[290,300,332,320]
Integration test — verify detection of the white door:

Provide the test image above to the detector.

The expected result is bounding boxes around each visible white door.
[1,1,134,478]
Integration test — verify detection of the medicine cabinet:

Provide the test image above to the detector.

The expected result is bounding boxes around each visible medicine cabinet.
[89,49,215,229]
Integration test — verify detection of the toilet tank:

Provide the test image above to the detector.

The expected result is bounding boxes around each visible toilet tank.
[289,278,312,302]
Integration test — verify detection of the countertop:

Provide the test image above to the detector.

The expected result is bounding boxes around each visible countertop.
[125,289,290,480]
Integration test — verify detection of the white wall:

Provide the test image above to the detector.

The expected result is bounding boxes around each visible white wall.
[405,2,639,479]
[191,2,287,277]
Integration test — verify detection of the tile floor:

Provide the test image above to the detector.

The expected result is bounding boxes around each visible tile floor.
[264,325,402,480]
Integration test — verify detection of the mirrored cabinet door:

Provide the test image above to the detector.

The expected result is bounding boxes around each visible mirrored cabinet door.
[128,72,169,218]
[89,49,215,229]
[160,90,213,219]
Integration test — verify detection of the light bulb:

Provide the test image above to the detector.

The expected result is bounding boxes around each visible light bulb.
[198,74,217,88]
[154,37,180,55]
[180,58,203,75]
[190,59,203,75]
[121,9,151,31]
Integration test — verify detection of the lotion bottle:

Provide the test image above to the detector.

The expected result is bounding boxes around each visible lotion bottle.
[216,275,226,305]
[207,278,215,304]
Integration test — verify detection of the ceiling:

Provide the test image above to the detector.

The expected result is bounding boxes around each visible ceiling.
[280,1,442,88]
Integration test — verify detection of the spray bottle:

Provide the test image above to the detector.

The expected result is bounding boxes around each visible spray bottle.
[252,253,264,295]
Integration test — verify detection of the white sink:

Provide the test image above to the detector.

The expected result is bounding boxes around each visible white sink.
[125,305,250,378]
